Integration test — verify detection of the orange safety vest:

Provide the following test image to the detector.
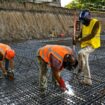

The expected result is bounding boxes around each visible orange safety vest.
[0,43,11,55]
[39,45,73,65]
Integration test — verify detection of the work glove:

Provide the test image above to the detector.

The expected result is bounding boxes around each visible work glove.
[73,35,81,45]
[11,69,15,73]
[77,38,82,43]
[60,86,67,92]
[3,71,7,76]
[7,70,14,80]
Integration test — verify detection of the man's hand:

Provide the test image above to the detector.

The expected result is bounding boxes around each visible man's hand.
[7,70,14,80]
[73,39,77,45]
[3,71,7,76]
[76,35,81,41]
[60,86,67,92]
[73,36,81,45]
[11,69,15,73]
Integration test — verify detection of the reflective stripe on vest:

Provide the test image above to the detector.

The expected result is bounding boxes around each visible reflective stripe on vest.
[39,45,73,65]
[40,47,63,64]
[49,47,63,61]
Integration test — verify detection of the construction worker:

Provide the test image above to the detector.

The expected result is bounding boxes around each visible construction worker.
[76,10,101,85]
[37,45,78,94]
[0,43,15,80]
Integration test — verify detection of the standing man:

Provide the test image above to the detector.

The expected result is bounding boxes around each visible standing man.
[37,45,78,94]
[76,10,101,85]
[0,43,15,80]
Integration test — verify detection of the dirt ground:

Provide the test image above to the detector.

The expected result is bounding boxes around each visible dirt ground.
[0,38,105,105]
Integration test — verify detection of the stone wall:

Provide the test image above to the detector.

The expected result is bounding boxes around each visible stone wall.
[0,2,104,41]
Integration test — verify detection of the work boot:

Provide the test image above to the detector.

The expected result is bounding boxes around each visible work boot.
[80,80,92,86]
[39,88,47,98]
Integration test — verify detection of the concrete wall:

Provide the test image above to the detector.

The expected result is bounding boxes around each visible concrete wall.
[0,2,74,41]
[0,2,104,41]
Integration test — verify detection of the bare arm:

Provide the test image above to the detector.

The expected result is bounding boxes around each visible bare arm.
[53,71,66,90]
[50,54,66,90]
[50,54,62,70]
[9,59,14,70]
[0,61,7,75]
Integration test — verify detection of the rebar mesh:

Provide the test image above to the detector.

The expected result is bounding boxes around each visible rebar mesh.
[0,38,105,105]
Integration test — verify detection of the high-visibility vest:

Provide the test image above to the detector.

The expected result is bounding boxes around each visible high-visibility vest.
[81,18,101,48]
[0,43,11,55]
[39,45,73,65]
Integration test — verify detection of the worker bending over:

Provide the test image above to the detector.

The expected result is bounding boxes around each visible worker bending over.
[0,43,15,80]
[37,45,78,94]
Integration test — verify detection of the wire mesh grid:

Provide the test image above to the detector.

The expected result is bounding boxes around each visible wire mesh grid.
[0,38,105,105]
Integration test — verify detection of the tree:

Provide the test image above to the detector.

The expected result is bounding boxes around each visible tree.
[65,0,105,11]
